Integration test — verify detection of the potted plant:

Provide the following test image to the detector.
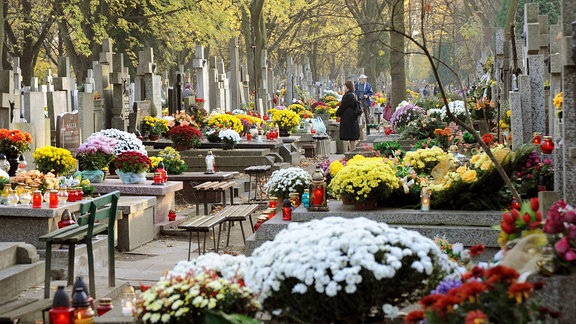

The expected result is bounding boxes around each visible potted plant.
[76,134,117,182]
[245,217,459,323]
[149,147,188,175]
[32,146,77,176]
[218,129,241,150]
[113,151,152,184]
[90,129,147,156]
[264,167,312,199]
[269,109,300,136]
[0,128,33,176]
[328,157,400,210]
[166,124,203,151]
[142,116,169,140]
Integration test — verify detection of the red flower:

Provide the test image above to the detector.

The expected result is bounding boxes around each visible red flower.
[465,310,488,324]
[113,151,152,174]
[482,133,494,145]
[485,265,519,284]
[167,125,203,148]
[385,128,393,135]
[508,282,534,303]
[419,294,443,309]
[469,244,485,257]
[530,197,539,212]
[195,98,205,103]
[404,310,425,323]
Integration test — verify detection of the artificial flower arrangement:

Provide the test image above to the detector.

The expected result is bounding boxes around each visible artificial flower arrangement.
[218,129,241,144]
[496,197,544,248]
[113,151,152,174]
[269,108,300,131]
[405,265,559,323]
[149,147,188,175]
[427,100,469,123]
[91,129,147,156]
[135,253,260,323]
[553,92,562,118]
[207,114,244,134]
[76,134,116,171]
[142,116,169,136]
[544,199,576,271]
[0,128,32,156]
[403,146,452,176]
[32,146,77,175]
[434,235,485,265]
[328,156,400,203]
[245,217,460,323]
[389,101,426,132]
[264,167,312,199]
[12,170,59,192]
[167,124,203,149]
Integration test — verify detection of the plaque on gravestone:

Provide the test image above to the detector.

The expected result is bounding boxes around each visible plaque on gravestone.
[56,111,81,155]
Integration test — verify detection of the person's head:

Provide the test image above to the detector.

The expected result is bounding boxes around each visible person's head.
[359,74,368,84]
[345,80,354,93]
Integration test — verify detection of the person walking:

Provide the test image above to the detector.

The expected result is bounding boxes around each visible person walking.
[336,81,360,152]
[354,74,373,124]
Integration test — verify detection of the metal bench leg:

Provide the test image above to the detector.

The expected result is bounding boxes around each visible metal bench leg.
[222,190,227,207]
[44,243,52,299]
[212,227,217,251]
[203,232,207,254]
[195,189,200,217]
[67,243,76,287]
[217,223,223,252]
[187,232,193,261]
[86,240,96,299]
[226,221,232,247]
[229,187,234,205]
[239,221,246,243]
[255,174,261,200]
[249,213,255,233]
[247,174,252,201]
[203,191,209,215]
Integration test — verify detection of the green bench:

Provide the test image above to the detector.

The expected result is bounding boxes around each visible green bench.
[39,191,120,299]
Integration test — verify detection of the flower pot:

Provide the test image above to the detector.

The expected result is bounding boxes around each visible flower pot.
[341,195,355,205]
[354,199,378,211]
[80,170,105,183]
[175,144,189,151]
[116,170,147,184]
[7,155,19,177]
[148,134,160,141]
[222,140,236,150]
[279,129,291,137]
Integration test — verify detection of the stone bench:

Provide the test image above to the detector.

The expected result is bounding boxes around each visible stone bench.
[116,196,156,251]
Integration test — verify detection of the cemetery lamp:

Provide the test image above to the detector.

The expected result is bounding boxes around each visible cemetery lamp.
[72,287,95,322]
[532,132,542,145]
[17,155,27,173]
[541,136,555,154]
[48,285,74,324]
[421,187,431,211]
[308,167,329,211]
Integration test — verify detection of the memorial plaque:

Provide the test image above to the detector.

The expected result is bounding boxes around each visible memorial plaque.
[56,111,81,155]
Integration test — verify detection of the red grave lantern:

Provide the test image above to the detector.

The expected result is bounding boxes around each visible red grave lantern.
[308,167,329,211]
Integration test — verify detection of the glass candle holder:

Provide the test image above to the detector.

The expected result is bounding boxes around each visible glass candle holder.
[32,190,43,208]
[49,190,59,208]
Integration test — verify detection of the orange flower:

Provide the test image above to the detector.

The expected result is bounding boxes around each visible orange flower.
[465,310,488,324]
[508,282,534,304]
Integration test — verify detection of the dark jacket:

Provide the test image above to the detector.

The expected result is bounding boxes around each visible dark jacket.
[336,91,360,140]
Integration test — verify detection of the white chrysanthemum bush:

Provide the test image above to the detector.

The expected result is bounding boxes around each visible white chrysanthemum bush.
[244,217,460,323]
[264,167,312,199]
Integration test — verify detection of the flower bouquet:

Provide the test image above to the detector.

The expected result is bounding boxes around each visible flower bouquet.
[142,116,169,137]
[167,124,203,150]
[269,108,300,131]
[405,265,558,323]
[76,134,116,182]
[0,128,33,157]
[150,147,188,175]
[207,114,244,134]
[328,157,400,206]
[427,100,469,123]
[113,151,152,184]
[403,146,451,175]
[543,199,576,271]
[135,254,260,323]
[390,102,426,132]
[245,217,459,323]
[218,129,241,149]
[166,110,199,128]
[264,167,312,199]
[90,129,147,156]
[32,146,77,175]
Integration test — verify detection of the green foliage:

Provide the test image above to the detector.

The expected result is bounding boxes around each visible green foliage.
[373,141,404,158]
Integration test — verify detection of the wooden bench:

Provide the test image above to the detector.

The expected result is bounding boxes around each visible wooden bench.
[217,204,260,248]
[244,165,271,201]
[179,204,259,260]
[39,191,120,299]
[193,181,237,216]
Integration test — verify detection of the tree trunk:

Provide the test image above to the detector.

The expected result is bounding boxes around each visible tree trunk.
[250,0,266,111]
[389,0,406,109]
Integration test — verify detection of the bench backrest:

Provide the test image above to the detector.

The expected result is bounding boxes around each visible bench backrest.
[76,191,120,238]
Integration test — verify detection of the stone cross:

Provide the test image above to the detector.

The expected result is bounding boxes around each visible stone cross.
[193,45,210,110]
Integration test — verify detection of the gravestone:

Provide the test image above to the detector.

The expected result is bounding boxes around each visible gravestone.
[78,92,96,140]
[110,53,130,130]
[193,45,210,110]
[286,56,294,103]
[56,111,81,155]
[0,69,16,128]
[229,38,241,109]
[128,100,151,134]
[134,47,162,118]
[94,39,114,128]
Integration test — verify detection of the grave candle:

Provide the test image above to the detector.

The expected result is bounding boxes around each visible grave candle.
[312,187,324,205]
[32,190,42,208]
